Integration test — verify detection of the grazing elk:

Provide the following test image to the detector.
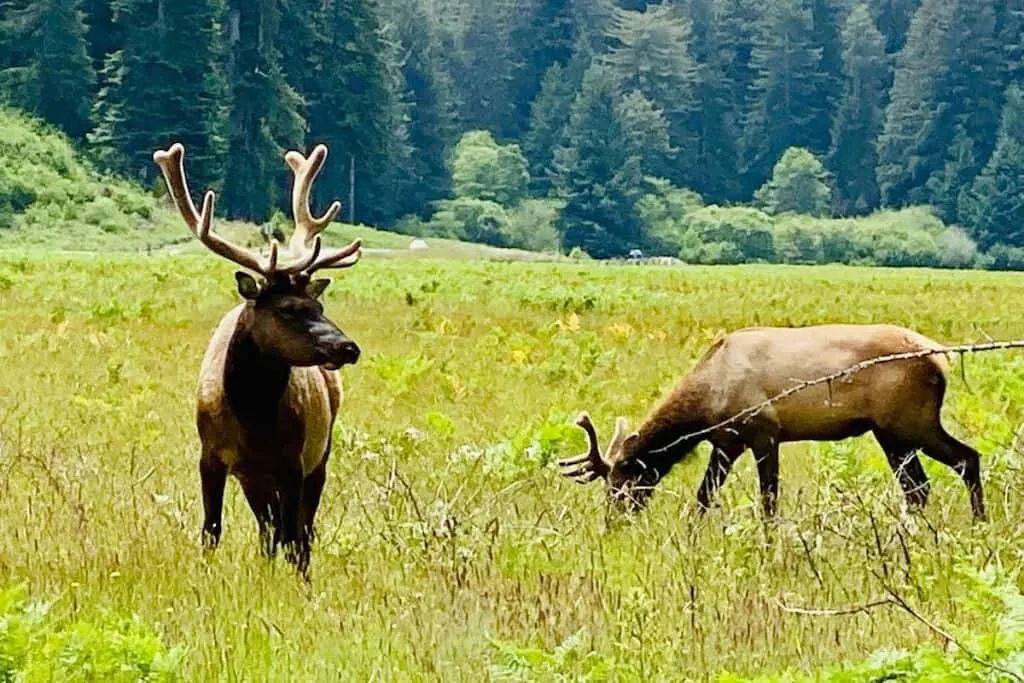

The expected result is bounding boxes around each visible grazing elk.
[559,324,986,521]
[153,142,363,575]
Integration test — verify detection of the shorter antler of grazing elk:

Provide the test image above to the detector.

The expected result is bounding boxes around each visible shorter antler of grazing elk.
[557,411,622,482]
[152,142,361,279]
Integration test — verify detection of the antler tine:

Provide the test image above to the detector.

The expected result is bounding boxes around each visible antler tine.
[285,145,341,254]
[301,238,363,276]
[557,411,611,482]
[153,143,270,275]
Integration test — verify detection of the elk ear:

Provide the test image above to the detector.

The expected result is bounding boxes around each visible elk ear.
[306,278,331,299]
[622,433,639,457]
[235,271,261,300]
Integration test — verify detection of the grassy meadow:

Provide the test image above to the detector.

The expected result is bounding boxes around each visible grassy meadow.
[1,252,1024,680]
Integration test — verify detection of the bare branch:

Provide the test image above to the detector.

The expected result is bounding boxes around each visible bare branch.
[778,588,1024,682]
[776,595,896,617]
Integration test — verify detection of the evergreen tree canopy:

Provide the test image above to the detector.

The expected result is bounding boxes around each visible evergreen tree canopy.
[742,0,829,194]
[554,65,644,258]
[959,85,1024,249]
[90,0,229,193]
[0,0,95,139]
[828,3,887,214]
[603,4,700,187]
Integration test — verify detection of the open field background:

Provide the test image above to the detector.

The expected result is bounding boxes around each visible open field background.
[1,253,1024,680]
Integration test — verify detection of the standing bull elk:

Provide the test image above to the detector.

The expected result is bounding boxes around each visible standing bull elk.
[153,142,363,574]
[560,324,986,521]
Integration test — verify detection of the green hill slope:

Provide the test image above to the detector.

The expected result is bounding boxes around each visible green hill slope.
[0,108,188,251]
[0,108,550,260]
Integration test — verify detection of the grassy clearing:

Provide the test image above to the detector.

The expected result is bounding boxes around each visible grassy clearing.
[0,254,1023,680]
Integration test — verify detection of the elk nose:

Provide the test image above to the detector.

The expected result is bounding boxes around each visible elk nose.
[338,340,360,365]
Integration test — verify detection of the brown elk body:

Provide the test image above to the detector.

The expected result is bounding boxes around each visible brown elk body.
[153,142,363,574]
[560,324,986,521]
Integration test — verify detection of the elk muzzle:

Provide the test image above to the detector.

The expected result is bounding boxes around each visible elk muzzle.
[311,321,360,370]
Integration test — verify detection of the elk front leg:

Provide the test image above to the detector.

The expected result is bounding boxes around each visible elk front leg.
[240,476,276,558]
[200,453,227,550]
[753,439,780,519]
[696,444,742,511]
[278,469,310,576]
[301,451,330,544]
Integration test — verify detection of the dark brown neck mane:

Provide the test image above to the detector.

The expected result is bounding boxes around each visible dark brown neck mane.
[224,310,291,434]
[629,381,709,481]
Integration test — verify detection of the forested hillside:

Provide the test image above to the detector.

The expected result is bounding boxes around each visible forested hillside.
[1,0,1023,263]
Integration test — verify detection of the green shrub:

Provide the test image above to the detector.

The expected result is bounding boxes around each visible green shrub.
[987,244,1024,271]
[635,177,704,254]
[0,107,184,250]
[504,198,562,252]
[678,205,775,263]
[0,584,183,681]
[426,197,512,247]
[450,130,530,206]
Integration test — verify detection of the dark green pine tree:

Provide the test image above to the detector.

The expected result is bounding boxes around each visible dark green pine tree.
[998,0,1024,87]
[742,0,829,196]
[874,0,955,207]
[306,0,404,226]
[828,3,887,214]
[0,0,95,139]
[959,85,1024,248]
[603,4,701,190]
[523,63,577,195]
[278,0,323,126]
[0,0,38,80]
[35,0,95,139]
[687,0,760,202]
[811,0,845,134]
[616,89,675,182]
[380,0,456,217]
[553,65,644,258]
[446,0,508,135]
[220,0,305,221]
[83,0,122,73]
[90,0,229,193]
[869,0,921,53]
[924,0,1003,222]
[504,0,575,140]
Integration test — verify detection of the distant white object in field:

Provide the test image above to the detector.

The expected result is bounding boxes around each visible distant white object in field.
[410,238,429,251]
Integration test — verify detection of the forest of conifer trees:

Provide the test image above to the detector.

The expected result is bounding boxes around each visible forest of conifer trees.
[2,0,1024,261]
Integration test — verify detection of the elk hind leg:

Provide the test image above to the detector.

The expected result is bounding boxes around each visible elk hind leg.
[919,429,986,522]
[200,452,227,550]
[873,430,930,509]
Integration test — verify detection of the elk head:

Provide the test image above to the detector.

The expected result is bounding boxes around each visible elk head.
[557,412,656,512]
[153,142,362,369]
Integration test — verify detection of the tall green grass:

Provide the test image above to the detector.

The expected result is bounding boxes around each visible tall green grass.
[0,254,1022,679]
